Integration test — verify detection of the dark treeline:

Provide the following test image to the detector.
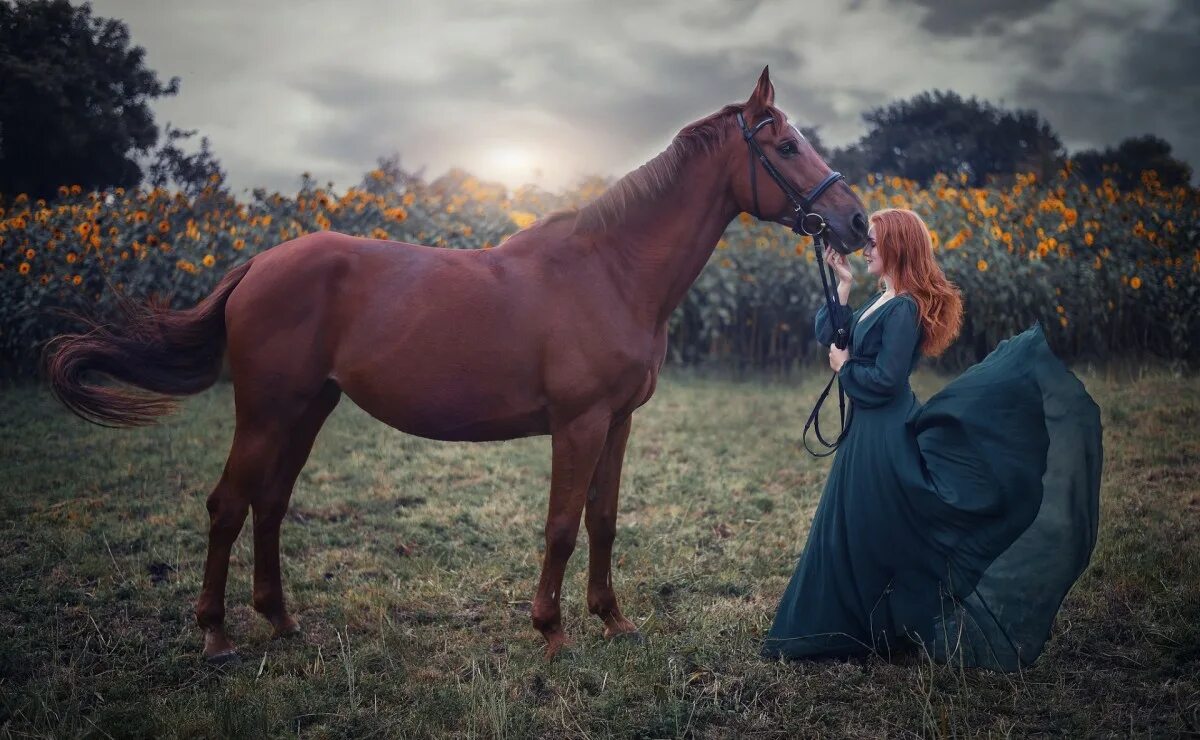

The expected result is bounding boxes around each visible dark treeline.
[819,91,1192,190]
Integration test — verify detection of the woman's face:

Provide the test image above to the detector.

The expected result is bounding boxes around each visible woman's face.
[864,225,884,277]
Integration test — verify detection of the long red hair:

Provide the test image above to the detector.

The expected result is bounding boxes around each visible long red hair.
[869,209,963,357]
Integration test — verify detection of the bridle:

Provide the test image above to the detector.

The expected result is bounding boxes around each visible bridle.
[737,110,845,239]
[737,110,854,457]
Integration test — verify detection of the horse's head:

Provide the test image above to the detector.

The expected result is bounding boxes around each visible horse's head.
[729,67,869,255]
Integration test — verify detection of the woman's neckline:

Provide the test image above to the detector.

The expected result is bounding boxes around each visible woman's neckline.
[858,290,905,324]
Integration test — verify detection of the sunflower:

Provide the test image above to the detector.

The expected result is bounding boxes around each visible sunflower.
[508,210,535,229]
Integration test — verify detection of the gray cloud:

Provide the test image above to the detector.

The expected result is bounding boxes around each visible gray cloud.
[893,0,1060,34]
[1013,0,1200,169]
[89,0,1198,192]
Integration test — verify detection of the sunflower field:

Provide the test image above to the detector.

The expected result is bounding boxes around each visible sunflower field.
[1,166,1197,377]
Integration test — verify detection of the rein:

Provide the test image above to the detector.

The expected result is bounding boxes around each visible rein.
[801,239,853,458]
[736,110,853,457]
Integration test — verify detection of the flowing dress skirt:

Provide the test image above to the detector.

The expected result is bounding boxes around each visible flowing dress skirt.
[763,324,1103,671]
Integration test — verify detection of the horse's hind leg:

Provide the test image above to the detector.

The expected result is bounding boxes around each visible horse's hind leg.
[585,415,640,640]
[194,381,339,662]
[196,419,288,662]
[196,468,249,662]
[250,380,341,637]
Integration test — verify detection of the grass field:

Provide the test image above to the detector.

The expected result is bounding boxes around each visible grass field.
[1,367,1197,738]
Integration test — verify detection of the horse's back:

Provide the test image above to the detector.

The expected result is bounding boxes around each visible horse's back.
[219,228,656,441]
[221,231,557,438]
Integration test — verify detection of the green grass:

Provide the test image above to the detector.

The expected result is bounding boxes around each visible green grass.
[1,367,1197,737]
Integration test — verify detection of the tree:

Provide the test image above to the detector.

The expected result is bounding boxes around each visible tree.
[145,124,226,196]
[1072,135,1193,190]
[844,90,1064,186]
[797,125,828,159]
[0,0,179,198]
[828,144,870,183]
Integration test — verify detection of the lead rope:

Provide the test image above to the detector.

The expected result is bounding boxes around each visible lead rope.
[802,237,853,457]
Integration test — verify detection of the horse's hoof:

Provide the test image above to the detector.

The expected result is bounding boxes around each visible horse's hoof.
[542,636,575,661]
[271,622,302,640]
[205,649,242,666]
[609,630,646,646]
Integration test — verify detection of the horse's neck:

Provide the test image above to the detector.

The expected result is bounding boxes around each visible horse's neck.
[593,156,739,327]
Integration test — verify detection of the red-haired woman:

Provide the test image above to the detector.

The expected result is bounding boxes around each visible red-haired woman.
[762,209,1102,671]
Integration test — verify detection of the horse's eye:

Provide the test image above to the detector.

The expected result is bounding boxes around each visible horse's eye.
[779,142,797,157]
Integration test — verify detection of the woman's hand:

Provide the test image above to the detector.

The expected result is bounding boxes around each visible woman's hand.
[823,248,854,289]
[829,344,849,372]
[823,248,854,304]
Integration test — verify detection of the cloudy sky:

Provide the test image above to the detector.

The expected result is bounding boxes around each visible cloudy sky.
[93,0,1197,193]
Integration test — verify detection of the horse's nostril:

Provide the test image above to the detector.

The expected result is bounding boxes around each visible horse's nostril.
[851,213,868,237]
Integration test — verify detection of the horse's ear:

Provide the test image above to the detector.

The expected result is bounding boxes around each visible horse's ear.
[744,66,775,122]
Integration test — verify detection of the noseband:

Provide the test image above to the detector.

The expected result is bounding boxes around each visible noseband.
[738,110,853,457]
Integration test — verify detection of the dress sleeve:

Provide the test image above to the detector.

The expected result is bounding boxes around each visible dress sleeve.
[814,301,853,347]
[838,298,920,408]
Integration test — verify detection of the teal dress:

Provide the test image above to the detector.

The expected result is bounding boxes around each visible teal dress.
[762,292,1103,671]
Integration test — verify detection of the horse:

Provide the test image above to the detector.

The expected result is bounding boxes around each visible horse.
[45,66,869,663]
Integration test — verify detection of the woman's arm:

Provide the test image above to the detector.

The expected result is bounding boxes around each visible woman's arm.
[838,298,920,408]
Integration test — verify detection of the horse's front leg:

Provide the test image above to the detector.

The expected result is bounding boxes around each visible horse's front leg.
[585,414,640,640]
[531,409,610,659]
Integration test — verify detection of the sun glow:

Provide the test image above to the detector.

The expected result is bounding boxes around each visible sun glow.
[484,145,542,186]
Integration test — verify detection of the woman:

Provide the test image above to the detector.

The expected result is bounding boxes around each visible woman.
[762,209,1102,671]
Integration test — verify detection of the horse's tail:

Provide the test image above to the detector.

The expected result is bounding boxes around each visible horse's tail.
[44,260,255,427]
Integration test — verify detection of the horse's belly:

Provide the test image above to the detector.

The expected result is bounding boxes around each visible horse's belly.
[338,373,550,442]
[382,402,550,442]
[407,410,550,442]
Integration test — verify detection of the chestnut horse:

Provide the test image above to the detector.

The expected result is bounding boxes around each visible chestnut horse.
[46,67,868,662]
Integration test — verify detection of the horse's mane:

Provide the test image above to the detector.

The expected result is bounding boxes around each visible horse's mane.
[545,103,758,234]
